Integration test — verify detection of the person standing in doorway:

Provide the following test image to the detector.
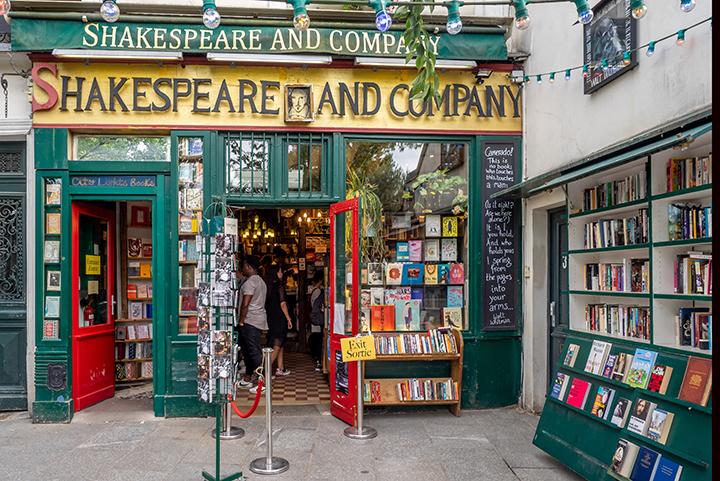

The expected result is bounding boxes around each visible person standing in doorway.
[264,247,293,377]
[308,270,325,371]
[237,255,268,394]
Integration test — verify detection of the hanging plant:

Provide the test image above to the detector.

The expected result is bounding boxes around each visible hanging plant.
[346,167,387,261]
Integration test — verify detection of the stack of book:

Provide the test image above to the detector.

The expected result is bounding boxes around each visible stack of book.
[666,154,712,192]
[667,204,712,240]
[584,304,650,340]
[673,251,712,294]
[395,378,458,402]
[582,170,647,211]
[610,439,684,480]
[675,307,712,350]
[583,259,648,292]
[374,329,458,355]
[582,209,648,249]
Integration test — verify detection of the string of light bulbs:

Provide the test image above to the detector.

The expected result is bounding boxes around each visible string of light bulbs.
[517,16,711,84]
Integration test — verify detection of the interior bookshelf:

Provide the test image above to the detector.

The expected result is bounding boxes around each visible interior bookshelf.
[566,134,712,354]
[364,328,463,416]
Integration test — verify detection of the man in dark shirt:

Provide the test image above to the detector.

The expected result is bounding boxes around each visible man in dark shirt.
[263,247,293,377]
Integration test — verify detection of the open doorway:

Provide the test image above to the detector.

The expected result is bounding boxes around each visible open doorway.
[231,206,331,407]
[71,200,155,412]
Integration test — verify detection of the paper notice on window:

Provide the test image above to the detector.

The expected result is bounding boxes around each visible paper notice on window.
[333,303,345,335]
[87,280,99,295]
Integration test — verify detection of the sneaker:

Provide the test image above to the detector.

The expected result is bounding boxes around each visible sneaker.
[238,378,253,388]
[249,384,265,395]
[275,368,291,376]
[314,361,321,372]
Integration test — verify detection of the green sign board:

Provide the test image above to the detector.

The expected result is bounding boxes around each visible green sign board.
[10,18,507,60]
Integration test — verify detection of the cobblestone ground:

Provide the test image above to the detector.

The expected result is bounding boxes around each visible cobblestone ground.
[0,399,583,481]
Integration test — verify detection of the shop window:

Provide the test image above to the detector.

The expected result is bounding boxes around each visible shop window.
[287,137,323,194]
[177,137,204,335]
[346,140,469,330]
[74,135,170,161]
[226,133,270,195]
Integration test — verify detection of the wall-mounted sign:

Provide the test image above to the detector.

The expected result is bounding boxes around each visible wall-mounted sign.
[11,19,507,61]
[32,63,522,133]
[583,0,637,94]
[340,335,377,362]
[70,175,156,187]
[85,255,101,275]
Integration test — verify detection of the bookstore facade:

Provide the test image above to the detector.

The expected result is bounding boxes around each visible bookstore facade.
[19,17,524,423]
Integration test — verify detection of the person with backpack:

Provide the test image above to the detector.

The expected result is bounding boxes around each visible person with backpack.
[308,270,326,371]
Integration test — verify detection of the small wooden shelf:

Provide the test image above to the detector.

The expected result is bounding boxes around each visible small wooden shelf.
[127,276,152,280]
[568,290,650,299]
[179,260,199,265]
[569,198,649,219]
[116,377,153,383]
[115,338,153,343]
[374,353,460,361]
[128,298,152,301]
[116,358,153,362]
[365,377,460,407]
[179,312,198,317]
[128,256,153,260]
[116,318,152,323]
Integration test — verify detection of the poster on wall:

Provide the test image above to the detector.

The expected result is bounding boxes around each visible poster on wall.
[583,0,637,94]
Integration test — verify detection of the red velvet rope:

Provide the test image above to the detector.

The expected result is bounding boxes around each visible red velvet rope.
[228,379,265,418]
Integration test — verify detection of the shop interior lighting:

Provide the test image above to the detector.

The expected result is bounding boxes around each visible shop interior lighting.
[630,0,647,19]
[100,0,120,23]
[573,0,594,24]
[513,0,530,30]
[288,0,311,31]
[369,0,393,33]
[52,49,183,61]
[445,0,463,35]
[354,57,476,70]
[206,53,332,64]
[679,0,695,12]
[202,0,221,29]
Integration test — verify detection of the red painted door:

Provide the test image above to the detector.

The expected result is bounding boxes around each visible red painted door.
[71,202,116,411]
[329,198,360,425]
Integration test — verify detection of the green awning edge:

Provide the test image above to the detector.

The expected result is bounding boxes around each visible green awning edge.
[492,108,712,200]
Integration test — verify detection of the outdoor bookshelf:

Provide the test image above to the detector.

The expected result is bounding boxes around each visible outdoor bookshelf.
[534,132,712,481]
[364,328,463,416]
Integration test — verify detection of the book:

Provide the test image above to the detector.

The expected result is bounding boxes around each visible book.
[127,284,138,300]
[601,354,617,378]
[384,287,411,303]
[45,213,61,235]
[625,348,658,389]
[584,340,612,375]
[140,262,152,278]
[46,270,61,291]
[647,408,674,445]
[410,287,424,301]
[424,239,440,261]
[563,343,580,367]
[629,446,661,481]
[677,356,712,406]
[652,457,683,481]
[442,216,459,236]
[360,289,371,309]
[44,240,61,263]
[447,286,463,308]
[438,264,451,284]
[441,238,458,262]
[368,263,384,285]
[449,262,464,284]
[550,372,570,401]
[128,238,142,258]
[424,264,438,284]
[590,386,615,420]
[610,438,640,478]
[627,398,656,435]
[676,307,710,347]
[610,397,632,428]
[369,287,384,305]
[44,296,60,318]
[385,263,403,285]
[442,307,462,329]
[425,215,441,237]
[370,305,395,332]
[647,365,673,395]
[566,378,591,409]
[394,299,421,331]
[396,241,410,261]
[128,261,141,277]
[141,241,153,258]
[611,352,634,382]
[129,301,144,320]
[408,240,423,262]
[401,263,424,285]
[45,182,61,205]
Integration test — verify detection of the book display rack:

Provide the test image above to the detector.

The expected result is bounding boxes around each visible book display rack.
[534,135,712,481]
[41,178,63,341]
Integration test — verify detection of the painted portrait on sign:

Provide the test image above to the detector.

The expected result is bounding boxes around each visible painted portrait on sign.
[285,84,314,123]
[583,0,637,94]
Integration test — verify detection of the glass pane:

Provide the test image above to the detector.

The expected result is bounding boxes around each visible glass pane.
[78,214,109,327]
[177,137,203,335]
[288,143,322,192]
[333,211,355,335]
[75,135,170,161]
[347,141,469,331]
[227,137,270,195]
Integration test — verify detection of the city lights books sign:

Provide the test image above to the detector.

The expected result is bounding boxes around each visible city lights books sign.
[583,0,638,94]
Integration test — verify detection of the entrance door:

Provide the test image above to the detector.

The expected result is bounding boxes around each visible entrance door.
[328,198,360,425]
[71,202,116,411]
[547,207,569,387]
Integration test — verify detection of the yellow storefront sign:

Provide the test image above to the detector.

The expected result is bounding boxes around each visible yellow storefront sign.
[85,255,101,275]
[341,335,377,362]
[31,62,521,133]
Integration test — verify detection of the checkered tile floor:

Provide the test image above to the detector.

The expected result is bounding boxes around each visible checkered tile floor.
[235,352,330,406]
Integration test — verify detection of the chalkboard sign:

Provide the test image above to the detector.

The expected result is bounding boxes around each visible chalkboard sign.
[482,142,520,331]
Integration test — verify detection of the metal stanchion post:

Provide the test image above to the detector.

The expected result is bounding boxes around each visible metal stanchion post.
[343,360,377,439]
[250,348,290,475]
[211,402,245,440]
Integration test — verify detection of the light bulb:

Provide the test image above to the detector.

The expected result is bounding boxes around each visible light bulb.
[293,12,310,30]
[676,30,685,46]
[622,51,631,65]
[0,0,10,16]
[631,4,647,19]
[564,69,571,80]
[578,8,594,24]
[646,41,655,56]
[515,15,530,30]
[679,0,695,12]
[376,10,392,32]
[549,73,555,83]
[100,0,120,23]
[446,18,463,35]
[203,7,221,29]
[536,75,542,84]
[582,65,589,78]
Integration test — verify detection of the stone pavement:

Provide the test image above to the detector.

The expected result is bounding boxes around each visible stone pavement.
[0,399,583,481]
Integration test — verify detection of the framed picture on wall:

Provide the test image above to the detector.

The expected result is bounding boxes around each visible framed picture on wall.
[583,0,637,94]
[131,205,151,226]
